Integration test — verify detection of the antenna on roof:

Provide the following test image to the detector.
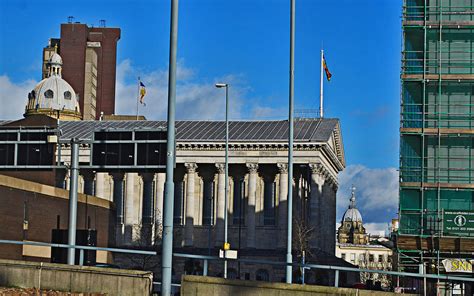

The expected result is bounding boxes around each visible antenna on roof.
[99,20,106,28]
[67,16,74,24]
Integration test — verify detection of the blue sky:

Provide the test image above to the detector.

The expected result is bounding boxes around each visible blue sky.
[0,0,402,233]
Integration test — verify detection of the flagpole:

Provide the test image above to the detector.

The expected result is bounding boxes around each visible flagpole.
[136,77,140,120]
[320,49,324,118]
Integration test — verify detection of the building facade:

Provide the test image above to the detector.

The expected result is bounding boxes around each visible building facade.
[55,118,346,283]
[399,1,474,294]
[0,114,348,284]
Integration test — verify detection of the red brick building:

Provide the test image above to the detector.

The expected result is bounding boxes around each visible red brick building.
[43,23,120,120]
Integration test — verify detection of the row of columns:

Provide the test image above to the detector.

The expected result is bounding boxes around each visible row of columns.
[56,161,337,253]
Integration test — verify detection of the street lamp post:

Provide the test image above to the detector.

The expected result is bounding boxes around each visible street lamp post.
[286,0,295,284]
[216,83,229,279]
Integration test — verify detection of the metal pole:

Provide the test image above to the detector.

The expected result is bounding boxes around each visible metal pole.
[301,250,305,284]
[286,0,295,284]
[203,259,208,276]
[224,85,229,279]
[67,139,79,265]
[136,77,140,120]
[161,0,179,294]
[319,50,324,118]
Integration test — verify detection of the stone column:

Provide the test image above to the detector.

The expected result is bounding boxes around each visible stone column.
[199,166,216,252]
[141,173,155,245]
[277,163,288,249]
[81,170,95,196]
[111,172,125,245]
[155,173,166,225]
[309,163,326,250]
[184,163,198,247]
[215,163,226,247]
[246,163,258,248]
[124,173,137,244]
[95,172,107,199]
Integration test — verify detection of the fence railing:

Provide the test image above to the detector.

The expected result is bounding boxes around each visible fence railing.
[1,239,473,293]
[0,239,157,266]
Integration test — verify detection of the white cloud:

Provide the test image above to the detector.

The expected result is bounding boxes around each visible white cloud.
[0,75,37,119]
[115,59,252,120]
[364,222,390,236]
[251,106,287,120]
[337,164,399,225]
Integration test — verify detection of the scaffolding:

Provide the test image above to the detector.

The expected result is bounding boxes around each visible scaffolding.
[399,0,474,294]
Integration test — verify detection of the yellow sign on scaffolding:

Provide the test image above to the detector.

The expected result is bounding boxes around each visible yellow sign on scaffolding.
[442,259,473,273]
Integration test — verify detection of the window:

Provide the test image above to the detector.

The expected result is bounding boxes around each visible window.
[369,254,374,262]
[341,253,346,260]
[64,91,72,100]
[227,268,238,280]
[350,253,356,263]
[256,269,269,281]
[44,89,54,98]
[378,255,384,263]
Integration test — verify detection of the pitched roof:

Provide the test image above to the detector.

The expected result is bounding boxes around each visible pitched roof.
[57,118,339,143]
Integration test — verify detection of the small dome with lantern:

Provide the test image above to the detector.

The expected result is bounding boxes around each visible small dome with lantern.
[342,188,363,223]
[337,186,369,245]
[24,47,81,120]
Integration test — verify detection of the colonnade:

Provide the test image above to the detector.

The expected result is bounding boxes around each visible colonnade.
[56,162,338,254]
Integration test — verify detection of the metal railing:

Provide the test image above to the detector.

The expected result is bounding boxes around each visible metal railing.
[0,239,157,266]
[169,252,474,287]
[2,239,473,293]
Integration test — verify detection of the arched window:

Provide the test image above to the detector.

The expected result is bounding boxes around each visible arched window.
[256,269,269,281]
[64,91,72,100]
[44,89,54,99]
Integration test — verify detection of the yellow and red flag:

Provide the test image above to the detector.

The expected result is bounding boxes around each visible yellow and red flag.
[139,81,147,105]
[323,55,332,81]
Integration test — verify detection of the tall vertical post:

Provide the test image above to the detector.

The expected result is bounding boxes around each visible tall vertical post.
[136,77,140,121]
[67,139,79,265]
[319,49,324,118]
[224,85,229,278]
[161,0,179,294]
[286,0,295,284]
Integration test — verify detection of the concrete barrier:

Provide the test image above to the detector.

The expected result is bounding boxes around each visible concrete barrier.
[0,259,153,295]
[181,275,413,296]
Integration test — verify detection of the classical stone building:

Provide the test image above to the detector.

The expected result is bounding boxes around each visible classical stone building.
[0,116,347,283]
[53,118,345,283]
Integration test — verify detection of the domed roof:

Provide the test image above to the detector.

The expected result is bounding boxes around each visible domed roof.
[24,52,81,120]
[342,208,363,223]
[341,186,363,223]
[30,76,79,111]
[49,52,63,65]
